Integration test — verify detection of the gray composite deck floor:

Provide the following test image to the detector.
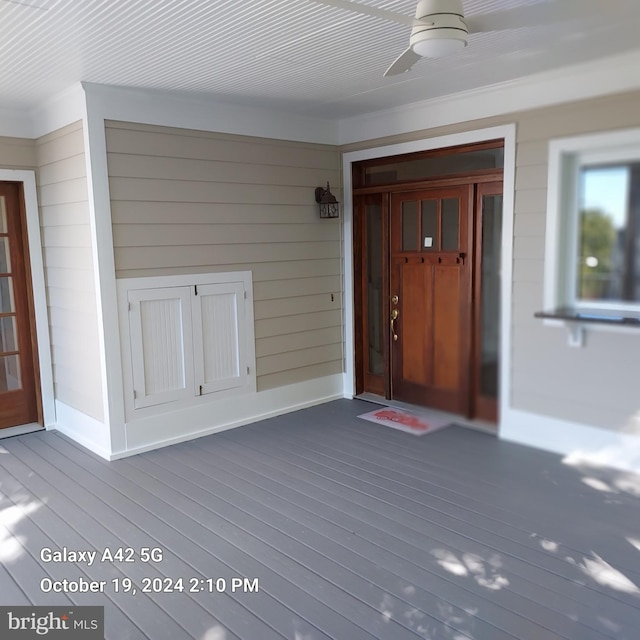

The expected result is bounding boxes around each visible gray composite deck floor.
[1,399,639,640]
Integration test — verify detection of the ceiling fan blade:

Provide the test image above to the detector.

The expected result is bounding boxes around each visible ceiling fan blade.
[466,0,606,34]
[384,47,422,77]
[306,0,416,27]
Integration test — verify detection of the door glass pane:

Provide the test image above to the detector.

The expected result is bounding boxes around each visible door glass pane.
[442,198,460,251]
[421,200,438,251]
[366,204,384,375]
[0,237,11,273]
[480,195,502,398]
[0,316,18,352]
[0,354,21,392]
[0,277,15,313]
[402,201,418,251]
[0,197,7,233]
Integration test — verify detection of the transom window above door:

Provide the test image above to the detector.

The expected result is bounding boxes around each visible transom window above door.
[353,140,504,189]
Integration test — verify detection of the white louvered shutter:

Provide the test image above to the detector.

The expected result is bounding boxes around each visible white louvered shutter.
[192,282,247,395]
[128,287,195,408]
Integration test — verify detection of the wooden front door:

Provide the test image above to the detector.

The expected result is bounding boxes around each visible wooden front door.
[0,182,39,429]
[389,187,472,413]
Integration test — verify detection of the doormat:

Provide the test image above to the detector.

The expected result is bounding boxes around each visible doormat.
[358,407,451,436]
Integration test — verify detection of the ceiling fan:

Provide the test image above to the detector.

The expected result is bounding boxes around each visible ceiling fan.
[308,0,596,76]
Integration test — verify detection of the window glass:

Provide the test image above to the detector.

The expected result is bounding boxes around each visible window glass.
[0,237,10,273]
[0,354,21,392]
[0,316,18,353]
[480,195,502,397]
[402,201,419,251]
[0,277,15,313]
[421,200,438,251]
[363,146,504,186]
[0,196,7,233]
[366,203,384,375]
[441,198,460,251]
[577,164,640,303]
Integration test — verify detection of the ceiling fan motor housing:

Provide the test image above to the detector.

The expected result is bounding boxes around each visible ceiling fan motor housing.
[410,0,469,57]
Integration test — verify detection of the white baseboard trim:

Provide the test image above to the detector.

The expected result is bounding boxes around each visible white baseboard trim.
[501,408,640,474]
[53,401,112,460]
[113,373,345,460]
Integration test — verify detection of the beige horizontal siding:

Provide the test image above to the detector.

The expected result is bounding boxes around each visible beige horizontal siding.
[37,121,104,422]
[108,153,335,185]
[38,153,88,186]
[512,259,543,284]
[40,201,93,227]
[112,222,339,247]
[255,326,343,358]
[515,94,640,142]
[106,122,338,170]
[43,247,95,270]
[42,224,93,248]
[512,236,545,262]
[514,140,548,167]
[255,309,343,339]
[106,120,342,391]
[114,242,339,272]
[0,136,36,169]
[514,164,547,191]
[110,177,317,205]
[36,125,86,165]
[343,88,640,432]
[116,259,341,283]
[111,201,321,225]
[258,360,343,391]
[510,388,634,433]
[257,343,343,377]
[253,275,341,300]
[514,213,546,238]
[255,292,340,321]
[514,189,547,215]
[44,266,96,293]
[47,307,102,340]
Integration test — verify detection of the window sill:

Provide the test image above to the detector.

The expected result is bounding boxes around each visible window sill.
[534,307,640,346]
[534,307,640,326]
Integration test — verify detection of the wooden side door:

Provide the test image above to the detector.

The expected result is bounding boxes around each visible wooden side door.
[0,182,39,429]
[472,181,503,422]
[354,193,389,397]
[389,186,472,414]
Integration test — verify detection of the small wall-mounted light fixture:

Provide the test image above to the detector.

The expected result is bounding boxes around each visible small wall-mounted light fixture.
[315,182,340,219]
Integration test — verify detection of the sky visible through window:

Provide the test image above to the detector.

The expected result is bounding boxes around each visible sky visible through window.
[580,165,629,227]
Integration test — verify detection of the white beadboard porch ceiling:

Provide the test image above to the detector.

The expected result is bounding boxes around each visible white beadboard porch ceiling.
[1,0,640,119]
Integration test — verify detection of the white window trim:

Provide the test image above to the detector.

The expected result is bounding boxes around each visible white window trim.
[544,127,640,316]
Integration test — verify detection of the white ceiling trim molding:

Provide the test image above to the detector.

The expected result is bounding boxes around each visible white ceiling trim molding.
[29,82,85,139]
[82,83,339,145]
[0,106,33,138]
[338,49,640,145]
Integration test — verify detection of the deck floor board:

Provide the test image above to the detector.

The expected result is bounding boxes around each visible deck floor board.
[1,399,639,640]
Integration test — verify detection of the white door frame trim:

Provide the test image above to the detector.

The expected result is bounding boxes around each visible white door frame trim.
[341,124,517,432]
[0,170,55,428]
